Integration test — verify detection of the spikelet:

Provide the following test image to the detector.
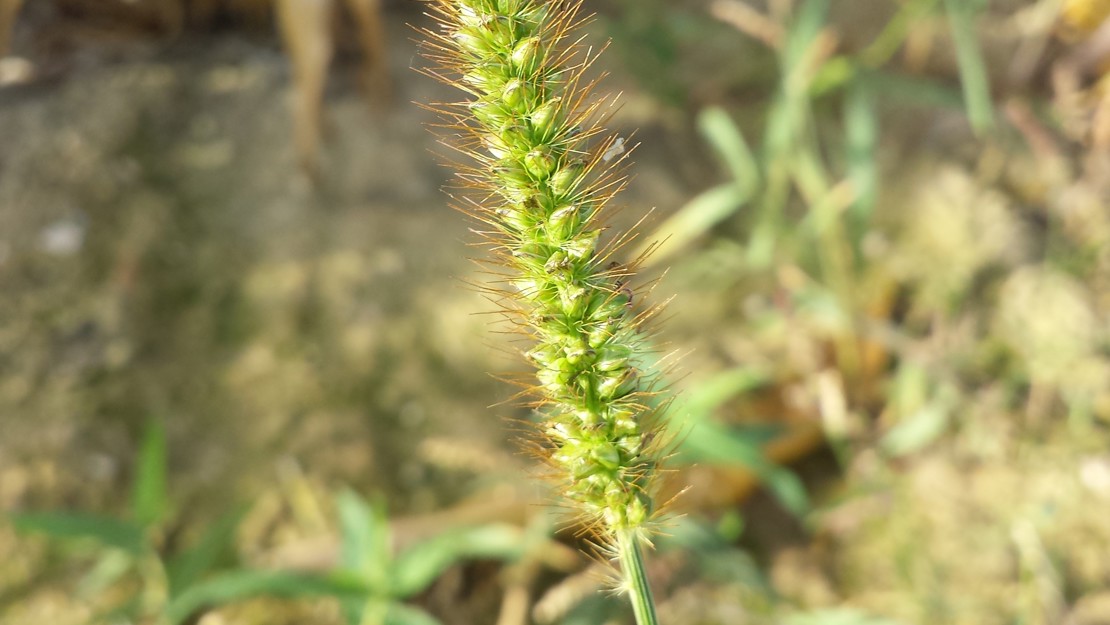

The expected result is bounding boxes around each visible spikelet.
[418,0,667,543]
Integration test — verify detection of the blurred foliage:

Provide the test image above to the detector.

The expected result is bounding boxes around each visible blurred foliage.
[10,423,539,625]
[2,0,1110,624]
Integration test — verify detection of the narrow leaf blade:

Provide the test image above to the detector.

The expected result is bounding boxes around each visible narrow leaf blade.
[678,366,772,424]
[698,107,760,192]
[336,489,390,624]
[392,524,527,598]
[132,419,168,528]
[844,77,878,240]
[942,0,993,134]
[642,184,748,265]
[166,508,245,597]
[385,602,445,625]
[10,512,146,555]
[164,570,369,625]
[680,423,810,516]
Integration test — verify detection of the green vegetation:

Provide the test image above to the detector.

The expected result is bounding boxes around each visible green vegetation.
[421,0,669,619]
[12,423,534,625]
[2,0,1109,624]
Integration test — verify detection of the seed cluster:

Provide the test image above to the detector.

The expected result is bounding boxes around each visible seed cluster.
[423,0,660,533]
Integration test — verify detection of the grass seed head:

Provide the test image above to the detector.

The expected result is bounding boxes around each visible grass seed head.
[420,0,669,540]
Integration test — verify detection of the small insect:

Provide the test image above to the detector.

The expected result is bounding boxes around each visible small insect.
[602,137,626,163]
[619,286,634,305]
[605,261,633,304]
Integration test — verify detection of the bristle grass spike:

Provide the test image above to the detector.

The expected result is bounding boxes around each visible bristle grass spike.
[418,1,665,621]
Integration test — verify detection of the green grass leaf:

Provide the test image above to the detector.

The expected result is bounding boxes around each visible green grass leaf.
[809,55,856,96]
[661,517,765,588]
[783,0,830,72]
[860,69,964,109]
[859,0,939,68]
[942,0,993,134]
[131,419,168,528]
[678,366,772,424]
[384,602,445,625]
[392,524,527,598]
[643,184,748,265]
[77,549,135,599]
[10,512,146,555]
[680,422,809,516]
[337,489,391,581]
[336,489,392,624]
[673,366,799,514]
[164,570,369,625]
[166,508,245,597]
[699,107,759,191]
[844,77,878,241]
[639,106,757,265]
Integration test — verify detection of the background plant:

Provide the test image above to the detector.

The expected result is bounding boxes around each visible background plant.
[10,422,539,625]
[3,0,1110,624]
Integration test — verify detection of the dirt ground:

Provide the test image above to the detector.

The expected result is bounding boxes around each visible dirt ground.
[2,2,1110,625]
[0,5,693,623]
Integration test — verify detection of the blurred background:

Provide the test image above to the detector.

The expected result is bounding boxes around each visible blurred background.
[1,0,1109,624]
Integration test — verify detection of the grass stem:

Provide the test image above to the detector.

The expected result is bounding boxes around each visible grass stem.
[618,530,659,625]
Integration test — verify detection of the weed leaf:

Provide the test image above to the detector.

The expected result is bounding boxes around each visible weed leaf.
[942,0,993,134]
[164,570,368,625]
[392,524,527,598]
[131,419,168,528]
[166,508,245,596]
[11,512,146,555]
[680,422,809,516]
[384,602,444,625]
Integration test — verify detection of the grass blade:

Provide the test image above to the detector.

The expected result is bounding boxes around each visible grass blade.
[844,77,878,243]
[166,508,245,597]
[10,512,146,555]
[78,549,135,598]
[678,366,772,424]
[859,0,939,68]
[699,107,760,190]
[132,419,168,528]
[392,524,526,598]
[385,602,444,625]
[336,489,390,624]
[680,421,810,516]
[639,107,757,265]
[164,570,370,625]
[783,0,831,71]
[942,0,993,134]
[861,68,964,109]
[641,184,748,265]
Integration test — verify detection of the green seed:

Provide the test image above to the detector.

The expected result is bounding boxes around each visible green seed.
[598,368,637,400]
[592,443,621,471]
[524,146,557,179]
[530,97,562,138]
[547,204,579,240]
[558,282,588,317]
[511,36,543,75]
[550,161,584,197]
[454,27,492,56]
[564,230,599,259]
[471,100,507,127]
[596,344,632,372]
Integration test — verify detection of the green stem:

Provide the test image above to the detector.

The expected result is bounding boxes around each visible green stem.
[617,529,659,625]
